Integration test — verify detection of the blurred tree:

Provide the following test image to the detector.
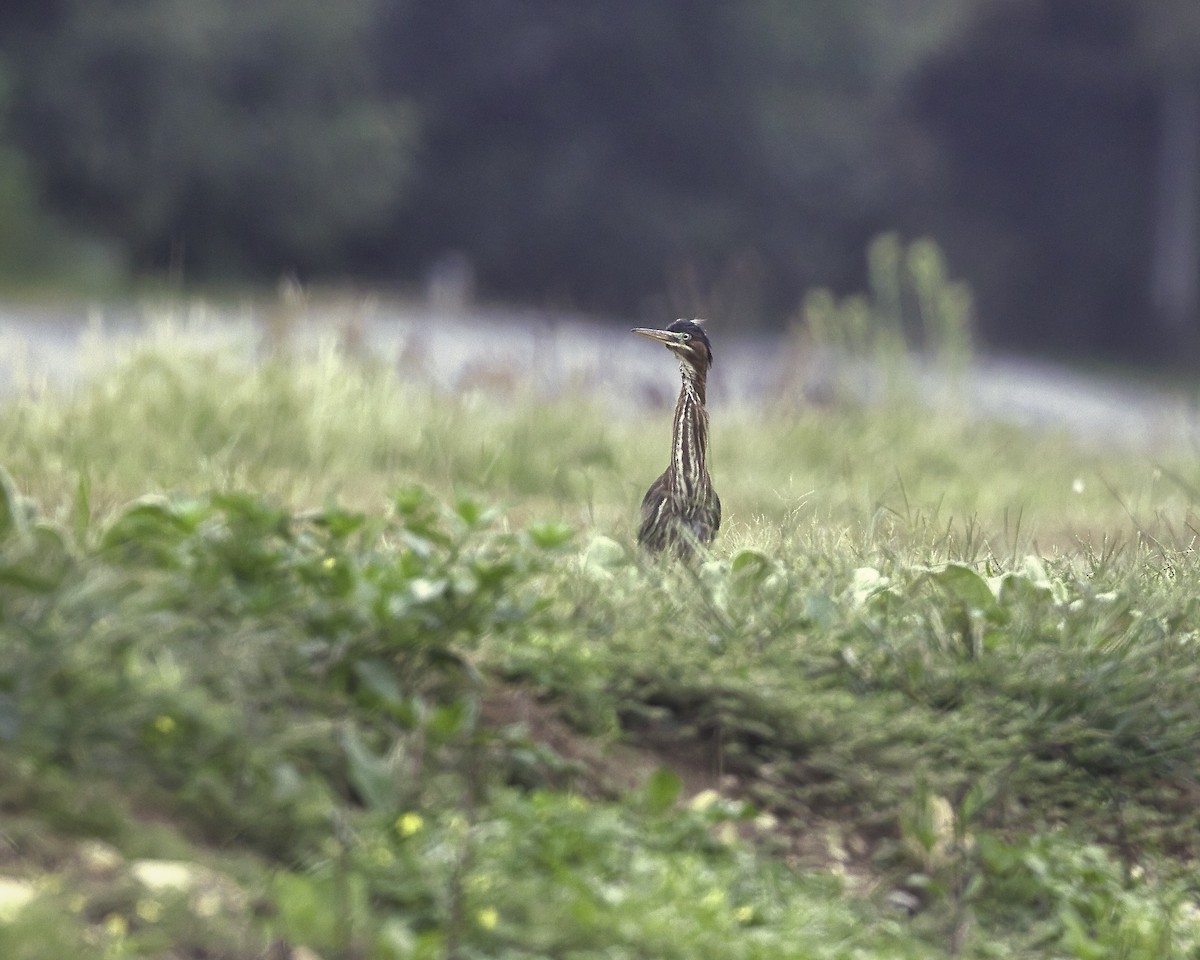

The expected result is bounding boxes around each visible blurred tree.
[911,0,1200,361]
[0,0,989,326]
[0,58,80,285]
[1140,0,1200,356]
[14,0,1196,367]
[4,0,417,278]
[368,0,975,323]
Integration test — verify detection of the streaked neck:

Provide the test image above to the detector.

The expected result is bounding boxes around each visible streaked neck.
[670,367,709,497]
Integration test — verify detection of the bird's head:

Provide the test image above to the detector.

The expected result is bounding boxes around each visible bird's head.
[631,318,713,373]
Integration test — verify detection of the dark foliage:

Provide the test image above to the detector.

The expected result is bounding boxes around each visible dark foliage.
[909,0,1164,359]
[2,0,1200,358]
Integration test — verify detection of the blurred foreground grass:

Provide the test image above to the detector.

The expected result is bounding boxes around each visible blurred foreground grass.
[2,324,1200,959]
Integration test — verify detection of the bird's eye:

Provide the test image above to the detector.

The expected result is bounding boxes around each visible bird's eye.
[679,332,691,341]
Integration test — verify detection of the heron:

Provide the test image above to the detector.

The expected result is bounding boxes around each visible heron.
[631,318,721,557]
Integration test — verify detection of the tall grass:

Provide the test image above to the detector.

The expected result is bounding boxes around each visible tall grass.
[2,316,1192,549]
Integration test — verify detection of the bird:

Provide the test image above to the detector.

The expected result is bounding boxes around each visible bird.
[631,318,721,557]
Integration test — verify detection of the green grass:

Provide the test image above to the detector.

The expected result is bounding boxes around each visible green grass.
[2,322,1200,958]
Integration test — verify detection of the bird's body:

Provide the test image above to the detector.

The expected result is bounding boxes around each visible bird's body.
[632,319,720,557]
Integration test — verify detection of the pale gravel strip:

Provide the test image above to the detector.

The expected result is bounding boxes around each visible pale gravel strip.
[1,300,1197,453]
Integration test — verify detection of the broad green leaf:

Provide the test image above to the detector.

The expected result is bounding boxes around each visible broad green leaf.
[393,486,429,516]
[211,492,290,535]
[731,548,771,577]
[0,523,73,592]
[339,727,396,812]
[310,507,367,539]
[427,699,472,742]
[526,520,574,549]
[99,498,199,565]
[959,779,993,824]
[992,554,1068,607]
[470,559,514,590]
[352,659,418,726]
[927,562,1000,617]
[846,567,890,608]
[642,767,683,814]
[454,496,494,528]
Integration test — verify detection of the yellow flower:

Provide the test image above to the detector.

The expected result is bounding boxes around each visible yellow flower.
[395,813,424,838]
[476,907,499,930]
[153,715,176,735]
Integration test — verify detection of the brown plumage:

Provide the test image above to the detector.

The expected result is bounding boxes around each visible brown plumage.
[631,318,721,557]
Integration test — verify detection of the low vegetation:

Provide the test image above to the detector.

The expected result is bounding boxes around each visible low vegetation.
[1,315,1199,958]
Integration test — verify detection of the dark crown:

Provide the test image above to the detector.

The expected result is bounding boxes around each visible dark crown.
[665,318,713,368]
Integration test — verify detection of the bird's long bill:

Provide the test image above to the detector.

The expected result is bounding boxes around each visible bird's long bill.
[631,327,677,344]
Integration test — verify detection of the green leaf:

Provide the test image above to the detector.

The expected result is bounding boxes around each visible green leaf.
[0,523,73,592]
[72,471,91,546]
[98,498,200,565]
[454,496,485,527]
[927,562,1000,617]
[393,486,429,516]
[206,496,268,538]
[427,700,472,742]
[471,559,515,590]
[340,727,396,812]
[0,467,24,543]
[730,549,771,580]
[310,507,367,539]
[353,658,405,705]
[992,555,1068,607]
[526,521,574,549]
[959,779,993,824]
[352,659,418,726]
[846,567,890,608]
[642,767,683,814]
